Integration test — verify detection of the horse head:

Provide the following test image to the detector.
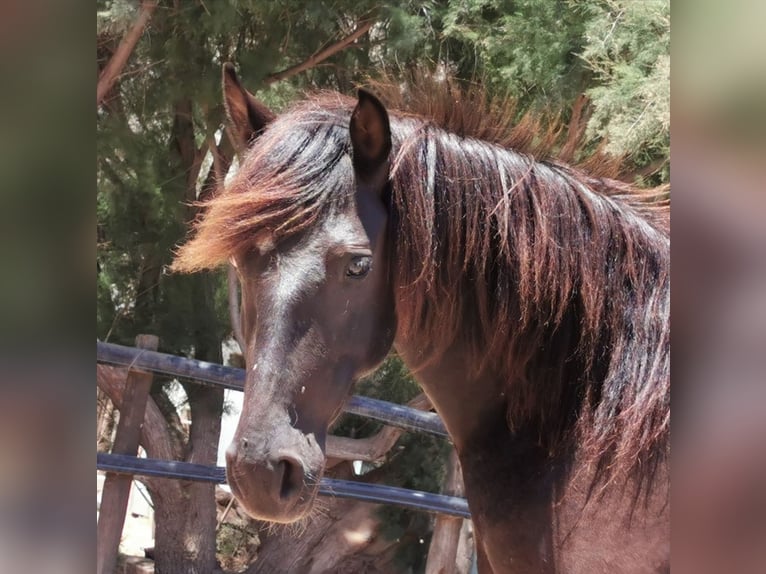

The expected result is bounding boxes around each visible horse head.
[219,65,397,522]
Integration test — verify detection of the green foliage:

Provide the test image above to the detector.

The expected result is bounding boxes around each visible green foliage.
[333,354,422,439]
[579,0,670,179]
[439,0,589,105]
[384,6,429,58]
[97,0,137,36]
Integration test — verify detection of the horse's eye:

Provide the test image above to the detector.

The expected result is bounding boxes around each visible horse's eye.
[346,255,372,278]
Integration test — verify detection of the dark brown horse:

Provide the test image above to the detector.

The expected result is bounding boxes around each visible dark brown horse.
[173,65,669,573]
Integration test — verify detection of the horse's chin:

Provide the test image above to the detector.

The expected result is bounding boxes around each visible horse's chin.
[228,472,319,524]
[238,497,314,524]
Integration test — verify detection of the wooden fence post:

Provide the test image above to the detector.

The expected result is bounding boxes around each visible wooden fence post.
[426,448,467,574]
[97,334,159,574]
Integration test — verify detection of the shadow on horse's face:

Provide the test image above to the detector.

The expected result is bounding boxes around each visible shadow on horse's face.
[221,67,396,522]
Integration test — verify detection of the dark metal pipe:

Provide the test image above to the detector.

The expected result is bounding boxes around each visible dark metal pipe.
[97,341,448,438]
[98,453,470,519]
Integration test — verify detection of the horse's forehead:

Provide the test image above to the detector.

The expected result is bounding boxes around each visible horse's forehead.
[250,212,370,304]
[271,210,370,265]
[321,209,373,246]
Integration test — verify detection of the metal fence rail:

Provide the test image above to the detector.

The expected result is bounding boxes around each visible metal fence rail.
[97,341,448,437]
[96,342,470,521]
[98,453,471,519]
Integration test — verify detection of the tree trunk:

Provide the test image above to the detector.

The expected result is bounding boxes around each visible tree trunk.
[136,377,223,574]
[151,482,219,574]
[180,383,224,571]
[455,520,475,574]
[151,272,225,574]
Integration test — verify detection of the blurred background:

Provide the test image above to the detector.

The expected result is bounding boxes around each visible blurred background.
[0,0,763,572]
[672,1,766,572]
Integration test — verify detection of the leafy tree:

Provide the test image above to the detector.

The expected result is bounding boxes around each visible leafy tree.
[578,0,670,182]
[437,0,589,105]
[382,0,670,182]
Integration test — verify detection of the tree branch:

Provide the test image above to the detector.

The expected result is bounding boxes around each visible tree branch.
[264,20,374,85]
[96,0,158,107]
[170,98,206,204]
[199,126,234,203]
[325,393,432,466]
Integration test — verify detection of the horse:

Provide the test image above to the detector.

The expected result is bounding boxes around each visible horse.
[173,64,670,573]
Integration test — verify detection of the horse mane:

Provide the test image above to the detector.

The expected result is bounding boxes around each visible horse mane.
[171,94,356,271]
[173,80,670,494]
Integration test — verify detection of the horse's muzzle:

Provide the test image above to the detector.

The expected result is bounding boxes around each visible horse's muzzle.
[225,434,323,523]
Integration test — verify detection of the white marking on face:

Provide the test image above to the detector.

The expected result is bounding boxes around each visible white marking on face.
[273,246,325,303]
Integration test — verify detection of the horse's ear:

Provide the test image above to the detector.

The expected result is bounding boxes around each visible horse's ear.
[350,89,392,180]
[222,63,275,149]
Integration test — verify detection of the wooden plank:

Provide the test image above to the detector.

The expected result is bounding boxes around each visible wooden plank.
[97,335,158,574]
[97,453,472,518]
[425,448,466,574]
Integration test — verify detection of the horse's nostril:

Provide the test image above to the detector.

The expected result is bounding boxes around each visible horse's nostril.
[277,457,304,502]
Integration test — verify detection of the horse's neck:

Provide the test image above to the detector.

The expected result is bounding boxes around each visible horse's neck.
[393,338,505,450]
[394,332,564,451]
[395,336,561,571]
[396,337,669,573]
